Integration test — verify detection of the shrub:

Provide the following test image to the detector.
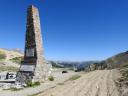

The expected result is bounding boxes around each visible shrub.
[69,75,81,81]
[48,76,54,81]
[33,81,40,86]
[0,51,6,60]
[26,80,33,87]
[26,80,40,87]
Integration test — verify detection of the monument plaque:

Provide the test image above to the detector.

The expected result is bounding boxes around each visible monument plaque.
[20,65,35,71]
[26,48,34,57]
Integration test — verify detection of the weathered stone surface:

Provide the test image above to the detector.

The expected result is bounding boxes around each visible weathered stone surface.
[23,5,44,65]
[17,5,52,83]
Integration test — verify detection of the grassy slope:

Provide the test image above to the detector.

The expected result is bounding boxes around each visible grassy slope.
[0,48,23,71]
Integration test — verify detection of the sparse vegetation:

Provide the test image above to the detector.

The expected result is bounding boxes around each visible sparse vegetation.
[26,80,41,87]
[0,65,18,72]
[10,56,23,64]
[119,64,128,81]
[121,68,128,80]
[69,75,81,81]
[34,81,41,86]
[0,51,6,60]
[10,87,23,91]
[123,64,128,68]
[48,76,54,81]
[3,87,23,91]
[26,80,33,87]
[116,65,128,95]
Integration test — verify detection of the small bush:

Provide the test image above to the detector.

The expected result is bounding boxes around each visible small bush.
[26,80,33,87]
[69,75,81,81]
[33,82,40,86]
[26,80,40,87]
[48,76,54,81]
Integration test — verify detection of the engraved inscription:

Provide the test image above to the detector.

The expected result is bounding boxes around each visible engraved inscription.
[20,65,35,71]
[26,48,34,57]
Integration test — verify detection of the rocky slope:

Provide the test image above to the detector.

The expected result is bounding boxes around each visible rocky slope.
[104,51,128,69]
[86,51,128,71]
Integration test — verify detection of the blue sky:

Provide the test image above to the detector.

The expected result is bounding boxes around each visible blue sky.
[0,0,128,61]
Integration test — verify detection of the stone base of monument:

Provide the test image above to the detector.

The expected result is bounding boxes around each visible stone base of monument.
[16,63,52,84]
[16,71,33,84]
[32,64,52,82]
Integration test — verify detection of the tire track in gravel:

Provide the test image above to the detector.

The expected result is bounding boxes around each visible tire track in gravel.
[73,70,105,96]
[82,70,109,96]
[61,71,101,96]
[37,70,120,96]
[106,70,119,96]
[38,71,98,96]
[98,70,110,96]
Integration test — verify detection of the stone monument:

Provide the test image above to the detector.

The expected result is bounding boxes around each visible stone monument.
[17,5,52,83]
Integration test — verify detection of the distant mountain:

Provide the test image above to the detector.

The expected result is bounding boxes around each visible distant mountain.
[49,60,97,69]
[49,61,65,68]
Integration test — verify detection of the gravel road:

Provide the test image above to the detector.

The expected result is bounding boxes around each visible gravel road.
[37,69,120,96]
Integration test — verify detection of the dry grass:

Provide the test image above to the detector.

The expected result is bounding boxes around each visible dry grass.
[0,65,18,72]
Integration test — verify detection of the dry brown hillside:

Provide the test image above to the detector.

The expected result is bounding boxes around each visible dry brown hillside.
[0,48,23,60]
[104,51,128,69]
[0,48,23,71]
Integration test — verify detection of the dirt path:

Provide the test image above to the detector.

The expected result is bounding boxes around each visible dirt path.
[0,70,78,96]
[37,70,120,96]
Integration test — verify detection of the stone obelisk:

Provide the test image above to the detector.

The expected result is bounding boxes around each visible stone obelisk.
[23,5,44,66]
[17,5,51,83]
